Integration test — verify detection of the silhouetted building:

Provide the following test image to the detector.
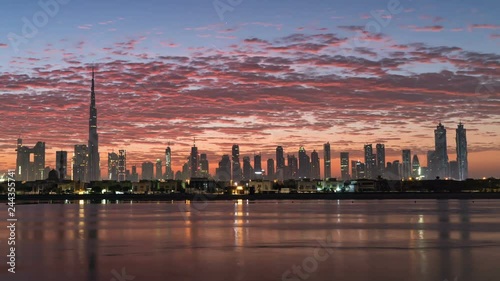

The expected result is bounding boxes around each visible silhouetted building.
[118,150,126,182]
[340,152,349,180]
[15,140,46,181]
[267,158,275,180]
[412,155,421,178]
[456,122,468,180]
[323,142,331,179]
[73,145,88,182]
[165,144,173,179]
[56,151,68,180]
[190,141,199,178]
[216,155,231,182]
[142,162,154,180]
[402,149,412,179]
[376,144,385,177]
[87,67,101,181]
[156,159,163,180]
[276,146,285,179]
[129,165,139,182]
[364,144,375,179]
[254,154,262,179]
[298,146,310,179]
[242,156,253,180]
[287,154,298,179]
[434,123,449,179]
[311,150,320,179]
[427,150,436,179]
[232,144,242,182]
[449,161,459,180]
[200,153,209,177]
[108,152,119,181]
[351,160,365,179]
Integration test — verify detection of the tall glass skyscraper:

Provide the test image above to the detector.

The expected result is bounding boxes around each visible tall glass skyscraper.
[456,122,468,180]
[323,142,331,179]
[434,123,449,179]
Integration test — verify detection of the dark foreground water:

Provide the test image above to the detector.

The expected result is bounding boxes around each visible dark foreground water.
[1,199,500,281]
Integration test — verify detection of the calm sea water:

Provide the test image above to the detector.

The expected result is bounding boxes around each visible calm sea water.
[1,199,500,281]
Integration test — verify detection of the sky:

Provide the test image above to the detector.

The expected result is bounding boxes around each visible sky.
[0,0,499,179]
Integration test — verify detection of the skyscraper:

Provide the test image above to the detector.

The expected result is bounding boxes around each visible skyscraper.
[311,150,320,179]
[412,155,421,178]
[15,139,30,181]
[254,153,262,179]
[376,144,385,177]
[402,149,412,179]
[216,155,231,182]
[165,143,173,179]
[118,150,126,182]
[267,159,275,180]
[108,152,119,181]
[276,146,285,168]
[190,140,199,178]
[427,150,436,179]
[298,146,310,179]
[156,159,163,180]
[434,123,449,179]
[73,145,88,182]
[364,144,375,179]
[340,152,349,180]
[323,142,331,179]
[56,151,68,180]
[15,139,46,181]
[88,67,100,181]
[232,144,242,182]
[287,154,298,179]
[200,153,209,177]
[242,156,253,180]
[456,122,468,180]
[33,141,46,180]
[142,162,154,180]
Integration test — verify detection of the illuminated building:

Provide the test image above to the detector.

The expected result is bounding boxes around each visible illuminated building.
[402,149,411,179]
[298,146,310,179]
[340,152,349,180]
[376,144,385,177]
[456,122,468,180]
[434,123,449,179]
[254,153,262,179]
[364,144,375,179]
[56,151,68,180]
[87,67,101,181]
[200,153,209,177]
[73,145,88,182]
[232,144,242,182]
[190,140,199,178]
[108,152,119,181]
[15,139,45,181]
[323,142,331,179]
[311,150,320,179]
[412,155,421,178]
[118,150,126,182]
[156,159,163,180]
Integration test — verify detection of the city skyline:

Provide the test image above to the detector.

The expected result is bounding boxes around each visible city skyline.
[1,0,499,178]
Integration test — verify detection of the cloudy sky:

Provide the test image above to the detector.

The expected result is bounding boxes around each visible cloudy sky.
[0,0,499,178]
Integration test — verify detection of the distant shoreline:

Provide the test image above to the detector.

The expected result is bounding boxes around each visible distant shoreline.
[3,192,500,203]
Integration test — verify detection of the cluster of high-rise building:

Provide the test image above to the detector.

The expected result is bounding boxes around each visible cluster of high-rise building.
[13,69,469,183]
